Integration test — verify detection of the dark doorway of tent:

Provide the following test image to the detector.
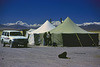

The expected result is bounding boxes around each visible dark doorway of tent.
[34,34,41,46]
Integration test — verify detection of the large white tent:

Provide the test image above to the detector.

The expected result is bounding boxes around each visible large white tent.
[28,20,55,45]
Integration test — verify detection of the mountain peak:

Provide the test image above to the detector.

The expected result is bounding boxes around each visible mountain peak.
[3,21,29,27]
[16,20,29,26]
[16,20,24,25]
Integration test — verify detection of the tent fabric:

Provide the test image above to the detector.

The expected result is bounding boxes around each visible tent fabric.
[28,20,55,45]
[26,29,35,38]
[51,33,63,45]
[49,17,99,46]
[30,20,55,34]
[50,17,89,33]
[62,33,99,47]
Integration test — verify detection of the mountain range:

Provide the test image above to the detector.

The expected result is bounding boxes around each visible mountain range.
[0,21,100,31]
[77,22,100,31]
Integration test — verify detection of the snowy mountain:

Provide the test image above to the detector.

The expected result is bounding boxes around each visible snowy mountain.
[77,22,100,31]
[77,22,100,26]
[3,20,61,27]
[1,21,100,31]
[51,21,61,26]
[3,21,30,27]
[1,21,40,30]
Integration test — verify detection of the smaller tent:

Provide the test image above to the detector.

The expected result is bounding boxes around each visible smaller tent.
[28,20,55,45]
[26,29,35,38]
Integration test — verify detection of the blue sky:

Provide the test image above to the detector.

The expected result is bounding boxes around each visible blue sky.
[0,0,100,24]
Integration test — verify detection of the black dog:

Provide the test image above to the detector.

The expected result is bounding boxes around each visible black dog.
[58,52,70,59]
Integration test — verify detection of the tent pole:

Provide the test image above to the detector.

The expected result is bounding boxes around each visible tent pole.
[76,34,83,47]
[88,34,96,46]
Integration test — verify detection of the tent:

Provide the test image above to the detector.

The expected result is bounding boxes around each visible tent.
[26,29,35,38]
[49,17,99,46]
[28,20,55,45]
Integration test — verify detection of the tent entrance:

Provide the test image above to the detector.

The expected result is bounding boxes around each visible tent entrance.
[34,34,41,46]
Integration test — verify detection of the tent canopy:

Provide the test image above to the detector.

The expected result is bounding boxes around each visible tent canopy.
[26,29,35,38]
[31,20,55,34]
[50,17,89,33]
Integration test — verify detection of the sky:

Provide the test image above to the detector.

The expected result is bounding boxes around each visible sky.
[0,0,100,24]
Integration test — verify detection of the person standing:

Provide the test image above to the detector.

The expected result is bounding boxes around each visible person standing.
[46,32,52,46]
[43,32,47,46]
[48,32,52,46]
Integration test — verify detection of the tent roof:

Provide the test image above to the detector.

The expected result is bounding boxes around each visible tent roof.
[26,29,35,34]
[28,29,35,32]
[50,17,90,33]
[31,20,55,33]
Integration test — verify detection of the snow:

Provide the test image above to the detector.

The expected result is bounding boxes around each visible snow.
[3,20,100,27]
[77,22,100,26]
